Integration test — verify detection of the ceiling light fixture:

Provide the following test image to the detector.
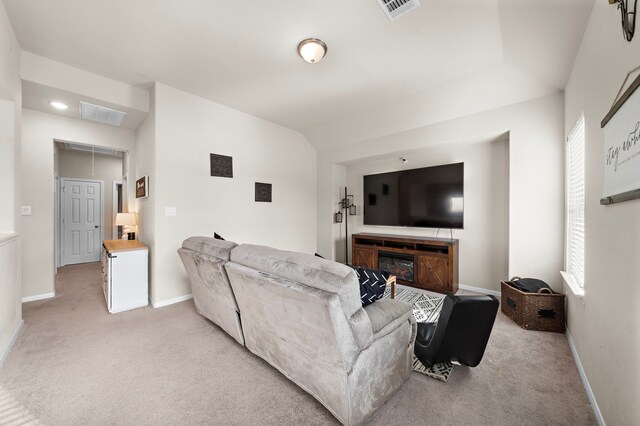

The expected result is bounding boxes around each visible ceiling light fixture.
[50,101,69,110]
[297,38,327,64]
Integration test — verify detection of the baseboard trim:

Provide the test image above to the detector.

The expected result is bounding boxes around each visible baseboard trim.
[458,284,501,297]
[0,319,24,368]
[151,294,193,308]
[110,301,150,314]
[22,292,55,303]
[567,329,605,426]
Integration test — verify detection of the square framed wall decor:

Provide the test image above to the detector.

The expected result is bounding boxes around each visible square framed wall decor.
[255,182,272,202]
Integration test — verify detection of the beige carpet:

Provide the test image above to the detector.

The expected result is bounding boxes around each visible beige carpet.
[0,263,596,425]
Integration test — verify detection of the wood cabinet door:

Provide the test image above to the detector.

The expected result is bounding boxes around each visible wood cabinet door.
[353,248,377,269]
[416,255,449,291]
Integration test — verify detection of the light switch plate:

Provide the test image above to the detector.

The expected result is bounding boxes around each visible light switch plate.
[21,205,32,216]
[165,207,177,216]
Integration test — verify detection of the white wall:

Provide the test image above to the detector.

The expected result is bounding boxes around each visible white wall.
[329,163,347,261]
[343,137,509,291]
[0,0,22,366]
[144,83,318,305]
[21,51,149,113]
[58,149,124,238]
[21,109,136,299]
[564,2,640,424]
[304,62,558,150]
[0,4,20,232]
[318,93,564,291]
[134,85,156,301]
[0,99,16,231]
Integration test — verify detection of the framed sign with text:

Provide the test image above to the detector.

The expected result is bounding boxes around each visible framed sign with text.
[136,176,149,199]
[601,72,640,205]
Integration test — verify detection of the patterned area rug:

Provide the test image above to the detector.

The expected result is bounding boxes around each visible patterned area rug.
[382,286,454,382]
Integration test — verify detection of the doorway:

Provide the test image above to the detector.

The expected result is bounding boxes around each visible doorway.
[113,182,124,239]
[55,142,126,268]
[61,178,103,265]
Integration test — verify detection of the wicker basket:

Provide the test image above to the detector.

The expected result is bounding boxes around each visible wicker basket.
[500,278,565,333]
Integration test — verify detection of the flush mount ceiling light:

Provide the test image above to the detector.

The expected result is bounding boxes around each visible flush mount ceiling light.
[50,101,68,110]
[297,38,327,64]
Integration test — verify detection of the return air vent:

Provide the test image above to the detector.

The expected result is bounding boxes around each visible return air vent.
[79,101,127,127]
[376,0,420,21]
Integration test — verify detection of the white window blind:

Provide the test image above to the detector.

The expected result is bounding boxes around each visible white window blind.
[566,114,585,288]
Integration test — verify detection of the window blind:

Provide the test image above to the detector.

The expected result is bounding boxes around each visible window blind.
[566,115,585,288]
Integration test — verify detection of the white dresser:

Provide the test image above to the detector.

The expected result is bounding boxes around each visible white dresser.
[101,240,149,314]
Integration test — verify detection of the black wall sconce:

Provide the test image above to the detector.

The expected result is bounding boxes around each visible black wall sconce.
[610,0,637,42]
[334,187,357,264]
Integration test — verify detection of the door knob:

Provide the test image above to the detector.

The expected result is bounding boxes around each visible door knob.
[95,225,99,228]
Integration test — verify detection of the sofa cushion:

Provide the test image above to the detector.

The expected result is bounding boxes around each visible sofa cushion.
[364,298,413,338]
[182,236,237,261]
[230,244,362,318]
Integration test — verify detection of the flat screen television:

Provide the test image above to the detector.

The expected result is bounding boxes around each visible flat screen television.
[363,162,464,229]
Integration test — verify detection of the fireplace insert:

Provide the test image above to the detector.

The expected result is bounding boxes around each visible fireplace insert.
[378,251,414,282]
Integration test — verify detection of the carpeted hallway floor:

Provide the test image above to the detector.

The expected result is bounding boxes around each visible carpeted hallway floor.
[0,263,596,425]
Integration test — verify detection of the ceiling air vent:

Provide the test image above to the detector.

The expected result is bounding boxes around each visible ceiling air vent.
[376,0,420,21]
[79,101,127,127]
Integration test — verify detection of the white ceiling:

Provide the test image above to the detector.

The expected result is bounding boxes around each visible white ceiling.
[3,0,594,134]
[22,81,147,130]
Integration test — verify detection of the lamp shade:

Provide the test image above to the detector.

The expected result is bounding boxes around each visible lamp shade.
[115,213,137,227]
[298,38,327,63]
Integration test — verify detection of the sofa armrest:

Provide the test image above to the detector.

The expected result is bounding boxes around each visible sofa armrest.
[348,308,374,350]
[364,299,414,341]
[347,305,416,425]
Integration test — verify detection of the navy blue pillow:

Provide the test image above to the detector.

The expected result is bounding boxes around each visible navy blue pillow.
[351,266,390,307]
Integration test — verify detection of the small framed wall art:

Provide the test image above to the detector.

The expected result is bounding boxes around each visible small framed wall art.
[210,153,233,178]
[255,182,272,202]
[136,176,149,199]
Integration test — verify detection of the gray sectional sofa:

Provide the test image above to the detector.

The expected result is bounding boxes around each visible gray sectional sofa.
[178,236,417,425]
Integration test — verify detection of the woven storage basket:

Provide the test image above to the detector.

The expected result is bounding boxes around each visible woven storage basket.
[500,278,565,333]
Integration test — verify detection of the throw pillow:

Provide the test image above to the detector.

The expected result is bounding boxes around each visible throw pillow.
[351,266,390,307]
[213,232,225,241]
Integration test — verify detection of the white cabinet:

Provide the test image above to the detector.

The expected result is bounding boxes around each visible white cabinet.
[101,240,149,313]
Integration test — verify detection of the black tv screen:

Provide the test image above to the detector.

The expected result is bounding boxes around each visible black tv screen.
[363,162,464,229]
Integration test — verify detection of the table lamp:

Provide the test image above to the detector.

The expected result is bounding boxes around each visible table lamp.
[115,213,137,240]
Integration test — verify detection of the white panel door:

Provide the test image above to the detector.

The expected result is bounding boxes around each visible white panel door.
[62,179,102,265]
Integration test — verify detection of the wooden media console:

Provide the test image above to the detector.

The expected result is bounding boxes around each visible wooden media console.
[352,232,459,294]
